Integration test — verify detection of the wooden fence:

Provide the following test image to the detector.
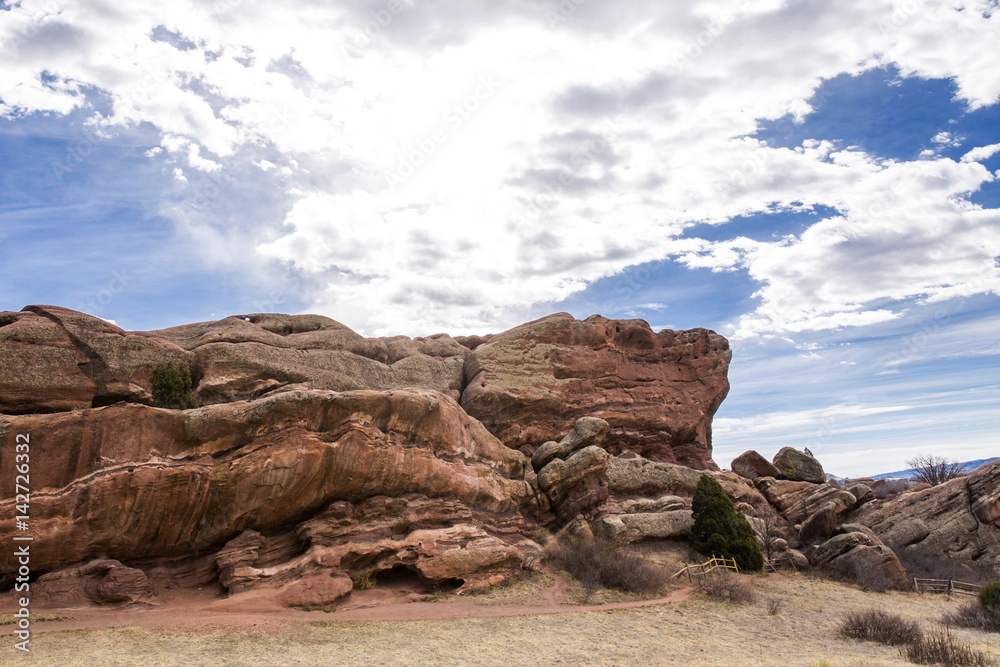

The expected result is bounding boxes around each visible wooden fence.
[913,578,982,597]
[673,556,740,581]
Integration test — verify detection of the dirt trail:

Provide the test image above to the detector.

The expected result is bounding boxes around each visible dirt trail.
[1,571,693,636]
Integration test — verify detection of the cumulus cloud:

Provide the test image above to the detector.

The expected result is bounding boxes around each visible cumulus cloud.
[1,0,998,335]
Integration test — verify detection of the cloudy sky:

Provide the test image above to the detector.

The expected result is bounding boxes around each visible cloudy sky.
[2,0,998,476]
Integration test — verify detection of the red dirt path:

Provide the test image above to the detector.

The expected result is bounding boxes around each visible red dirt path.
[1,571,694,636]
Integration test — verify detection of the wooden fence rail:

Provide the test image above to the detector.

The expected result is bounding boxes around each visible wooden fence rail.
[914,578,982,597]
[673,556,740,581]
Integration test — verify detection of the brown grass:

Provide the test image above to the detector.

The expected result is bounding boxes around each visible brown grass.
[3,574,1000,666]
[466,570,555,606]
[0,612,69,625]
[697,571,756,604]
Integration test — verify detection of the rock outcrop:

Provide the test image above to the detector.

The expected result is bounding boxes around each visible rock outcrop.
[854,459,1000,571]
[0,388,536,599]
[461,313,731,468]
[0,306,190,413]
[1,307,729,471]
[807,526,909,590]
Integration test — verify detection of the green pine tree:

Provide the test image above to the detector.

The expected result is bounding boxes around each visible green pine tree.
[689,474,763,572]
[150,362,198,410]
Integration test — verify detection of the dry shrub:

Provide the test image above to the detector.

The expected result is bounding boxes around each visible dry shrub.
[765,595,783,615]
[547,535,668,597]
[900,629,997,666]
[944,602,1000,633]
[697,571,756,604]
[352,571,375,590]
[838,609,921,646]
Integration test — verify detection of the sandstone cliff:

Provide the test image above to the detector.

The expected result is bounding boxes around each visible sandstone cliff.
[0,305,732,607]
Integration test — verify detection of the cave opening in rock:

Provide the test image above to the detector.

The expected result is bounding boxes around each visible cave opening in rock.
[375,565,424,590]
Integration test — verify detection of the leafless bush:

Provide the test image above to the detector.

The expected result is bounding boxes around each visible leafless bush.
[765,595,782,615]
[900,629,997,666]
[546,535,668,597]
[697,571,756,604]
[838,609,921,646]
[944,602,1000,633]
[750,508,783,565]
[906,454,966,487]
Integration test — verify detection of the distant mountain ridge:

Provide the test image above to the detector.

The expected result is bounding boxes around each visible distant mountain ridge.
[865,457,1000,481]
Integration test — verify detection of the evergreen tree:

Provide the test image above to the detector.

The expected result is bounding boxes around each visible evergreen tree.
[150,362,198,410]
[689,474,763,571]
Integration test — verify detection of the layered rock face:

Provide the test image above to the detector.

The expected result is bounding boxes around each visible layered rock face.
[462,313,731,467]
[854,459,1000,571]
[0,305,735,607]
[0,388,534,597]
[0,307,728,469]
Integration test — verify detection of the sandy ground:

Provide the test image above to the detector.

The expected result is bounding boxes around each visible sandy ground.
[2,572,999,666]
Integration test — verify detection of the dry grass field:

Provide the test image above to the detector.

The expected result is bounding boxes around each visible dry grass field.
[2,572,999,666]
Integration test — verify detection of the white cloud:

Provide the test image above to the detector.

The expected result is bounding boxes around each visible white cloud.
[962,142,1000,163]
[0,0,998,335]
[932,131,961,146]
[714,403,913,438]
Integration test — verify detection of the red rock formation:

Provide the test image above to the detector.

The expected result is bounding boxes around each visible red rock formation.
[0,306,190,413]
[0,389,534,596]
[461,313,731,468]
[0,305,742,604]
[854,459,1000,571]
[1,307,730,470]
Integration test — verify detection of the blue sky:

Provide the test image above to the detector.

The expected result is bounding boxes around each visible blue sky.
[1,0,998,476]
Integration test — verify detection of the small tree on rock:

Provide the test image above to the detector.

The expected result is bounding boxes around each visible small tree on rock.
[151,362,198,409]
[689,474,763,572]
[905,454,965,486]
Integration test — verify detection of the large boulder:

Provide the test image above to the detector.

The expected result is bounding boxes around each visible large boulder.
[277,571,353,608]
[772,447,826,484]
[531,417,610,471]
[731,450,780,480]
[593,510,695,544]
[461,313,731,467]
[533,419,612,522]
[32,559,161,608]
[809,530,909,590]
